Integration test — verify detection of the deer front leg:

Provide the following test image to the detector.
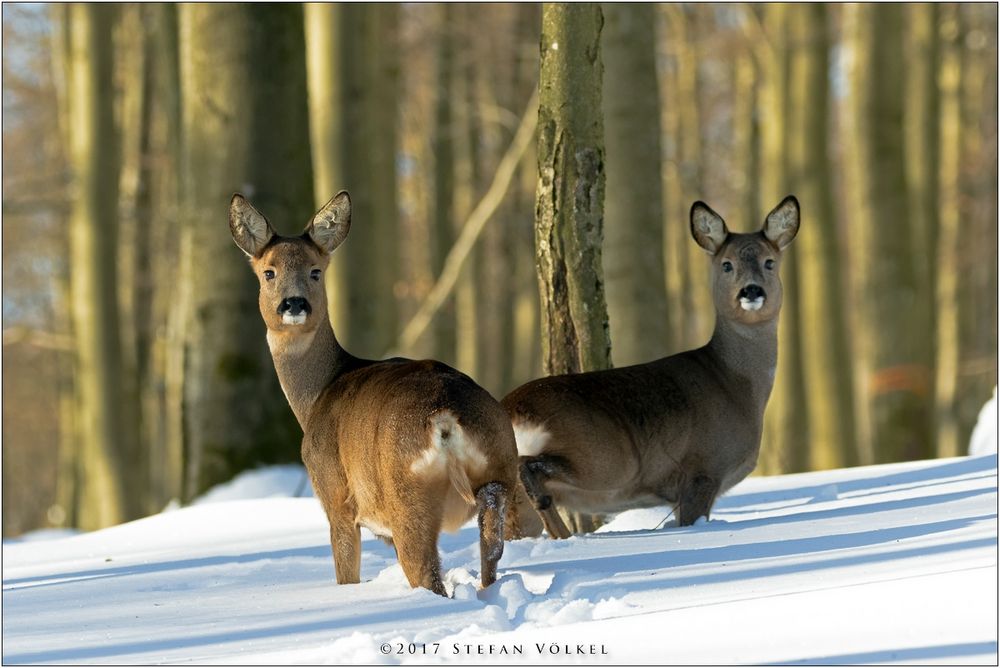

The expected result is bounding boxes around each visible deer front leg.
[676,473,720,527]
[519,458,572,539]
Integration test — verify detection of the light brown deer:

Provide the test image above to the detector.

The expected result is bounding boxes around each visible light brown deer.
[229,191,520,595]
[505,197,800,538]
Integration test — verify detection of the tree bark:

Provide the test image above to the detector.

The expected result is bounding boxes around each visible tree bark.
[788,4,858,470]
[536,3,612,377]
[759,4,811,474]
[601,2,670,367]
[65,3,136,528]
[178,4,312,499]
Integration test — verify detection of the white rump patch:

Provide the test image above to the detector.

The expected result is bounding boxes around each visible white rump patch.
[513,422,550,457]
[410,411,488,478]
[740,297,765,312]
[281,313,307,325]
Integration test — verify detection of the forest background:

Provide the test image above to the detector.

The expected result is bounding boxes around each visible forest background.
[2,3,996,536]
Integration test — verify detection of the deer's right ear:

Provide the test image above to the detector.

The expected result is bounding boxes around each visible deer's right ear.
[230,194,275,258]
[690,201,729,254]
[307,191,351,255]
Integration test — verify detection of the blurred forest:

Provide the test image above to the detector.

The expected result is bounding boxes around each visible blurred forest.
[2,3,997,536]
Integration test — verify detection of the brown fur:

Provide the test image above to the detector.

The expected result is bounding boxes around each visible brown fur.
[505,197,800,538]
[230,192,520,595]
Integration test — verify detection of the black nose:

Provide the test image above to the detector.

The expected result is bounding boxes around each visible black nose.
[277,297,311,316]
[738,284,766,301]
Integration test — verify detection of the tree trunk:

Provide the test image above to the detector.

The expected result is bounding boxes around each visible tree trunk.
[147,3,185,507]
[535,3,612,377]
[954,4,998,450]
[178,4,312,499]
[759,4,810,474]
[851,4,933,463]
[65,3,135,528]
[431,4,458,367]
[788,4,858,470]
[601,2,670,367]
[304,4,350,340]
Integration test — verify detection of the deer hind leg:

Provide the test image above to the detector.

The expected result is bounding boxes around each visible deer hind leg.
[676,473,721,527]
[475,481,510,588]
[329,516,362,584]
[391,517,447,596]
[519,457,572,539]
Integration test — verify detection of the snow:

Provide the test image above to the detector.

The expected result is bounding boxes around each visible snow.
[969,387,998,456]
[3,455,997,665]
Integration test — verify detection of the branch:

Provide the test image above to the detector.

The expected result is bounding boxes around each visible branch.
[3,326,74,351]
[391,86,539,356]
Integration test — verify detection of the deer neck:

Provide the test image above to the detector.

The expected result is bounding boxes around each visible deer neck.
[705,314,779,410]
[267,319,350,428]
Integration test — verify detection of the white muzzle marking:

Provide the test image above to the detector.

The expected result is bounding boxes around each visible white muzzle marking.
[739,297,765,312]
[282,313,307,325]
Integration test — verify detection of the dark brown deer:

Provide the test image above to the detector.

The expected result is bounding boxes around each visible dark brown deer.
[505,197,800,538]
[229,191,520,594]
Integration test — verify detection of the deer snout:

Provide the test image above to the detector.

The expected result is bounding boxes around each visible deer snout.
[278,297,311,325]
[738,284,766,311]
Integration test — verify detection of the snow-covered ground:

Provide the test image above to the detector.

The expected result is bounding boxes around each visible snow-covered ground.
[3,454,997,665]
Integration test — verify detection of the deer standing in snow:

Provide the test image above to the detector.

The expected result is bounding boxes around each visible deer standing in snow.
[505,197,800,538]
[229,191,520,595]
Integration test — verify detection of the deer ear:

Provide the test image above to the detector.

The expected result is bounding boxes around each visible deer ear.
[763,195,800,251]
[230,194,275,258]
[690,201,729,254]
[307,191,351,255]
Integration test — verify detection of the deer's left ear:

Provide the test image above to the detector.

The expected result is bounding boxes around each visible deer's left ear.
[306,191,351,255]
[763,196,800,251]
[230,194,275,258]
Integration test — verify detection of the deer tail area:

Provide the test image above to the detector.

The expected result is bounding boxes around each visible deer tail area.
[418,409,477,505]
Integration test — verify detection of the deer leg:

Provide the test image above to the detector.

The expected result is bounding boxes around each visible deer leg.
[519,458,572,539]
[676,473,720,527]
[391,522,447,596]
[510,478,544,538]
[329,514,362,584]
[475,481,508,588]
[307,466,362,583]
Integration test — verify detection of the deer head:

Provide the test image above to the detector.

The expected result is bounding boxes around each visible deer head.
[229,192,352,335]
[691,196,800,325]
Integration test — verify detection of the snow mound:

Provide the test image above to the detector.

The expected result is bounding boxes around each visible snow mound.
[969,386,998,456]
[191,463,314,505]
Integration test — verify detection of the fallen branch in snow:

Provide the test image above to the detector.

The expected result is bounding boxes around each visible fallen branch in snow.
[389,86,539,357]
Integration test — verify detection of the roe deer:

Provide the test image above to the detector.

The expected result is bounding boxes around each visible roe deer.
[229,191,520,595]
[505,197,800,538]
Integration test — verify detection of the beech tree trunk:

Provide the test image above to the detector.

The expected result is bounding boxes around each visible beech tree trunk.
[178,4,312,499]
[535,3,612,377]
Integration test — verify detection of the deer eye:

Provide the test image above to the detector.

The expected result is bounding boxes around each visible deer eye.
[764,259,775,270]
[310,269,322,281]
[722,261,734,273]
[263,269,275,281]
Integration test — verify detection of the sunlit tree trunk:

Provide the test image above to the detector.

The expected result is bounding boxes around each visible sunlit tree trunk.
[601,2,670,367]
[179,4,312,499]
[64,3,136,528]
[536,3,612,377]
[759,4,810,474]
[788,4,858,470]
[304,4,349,338]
